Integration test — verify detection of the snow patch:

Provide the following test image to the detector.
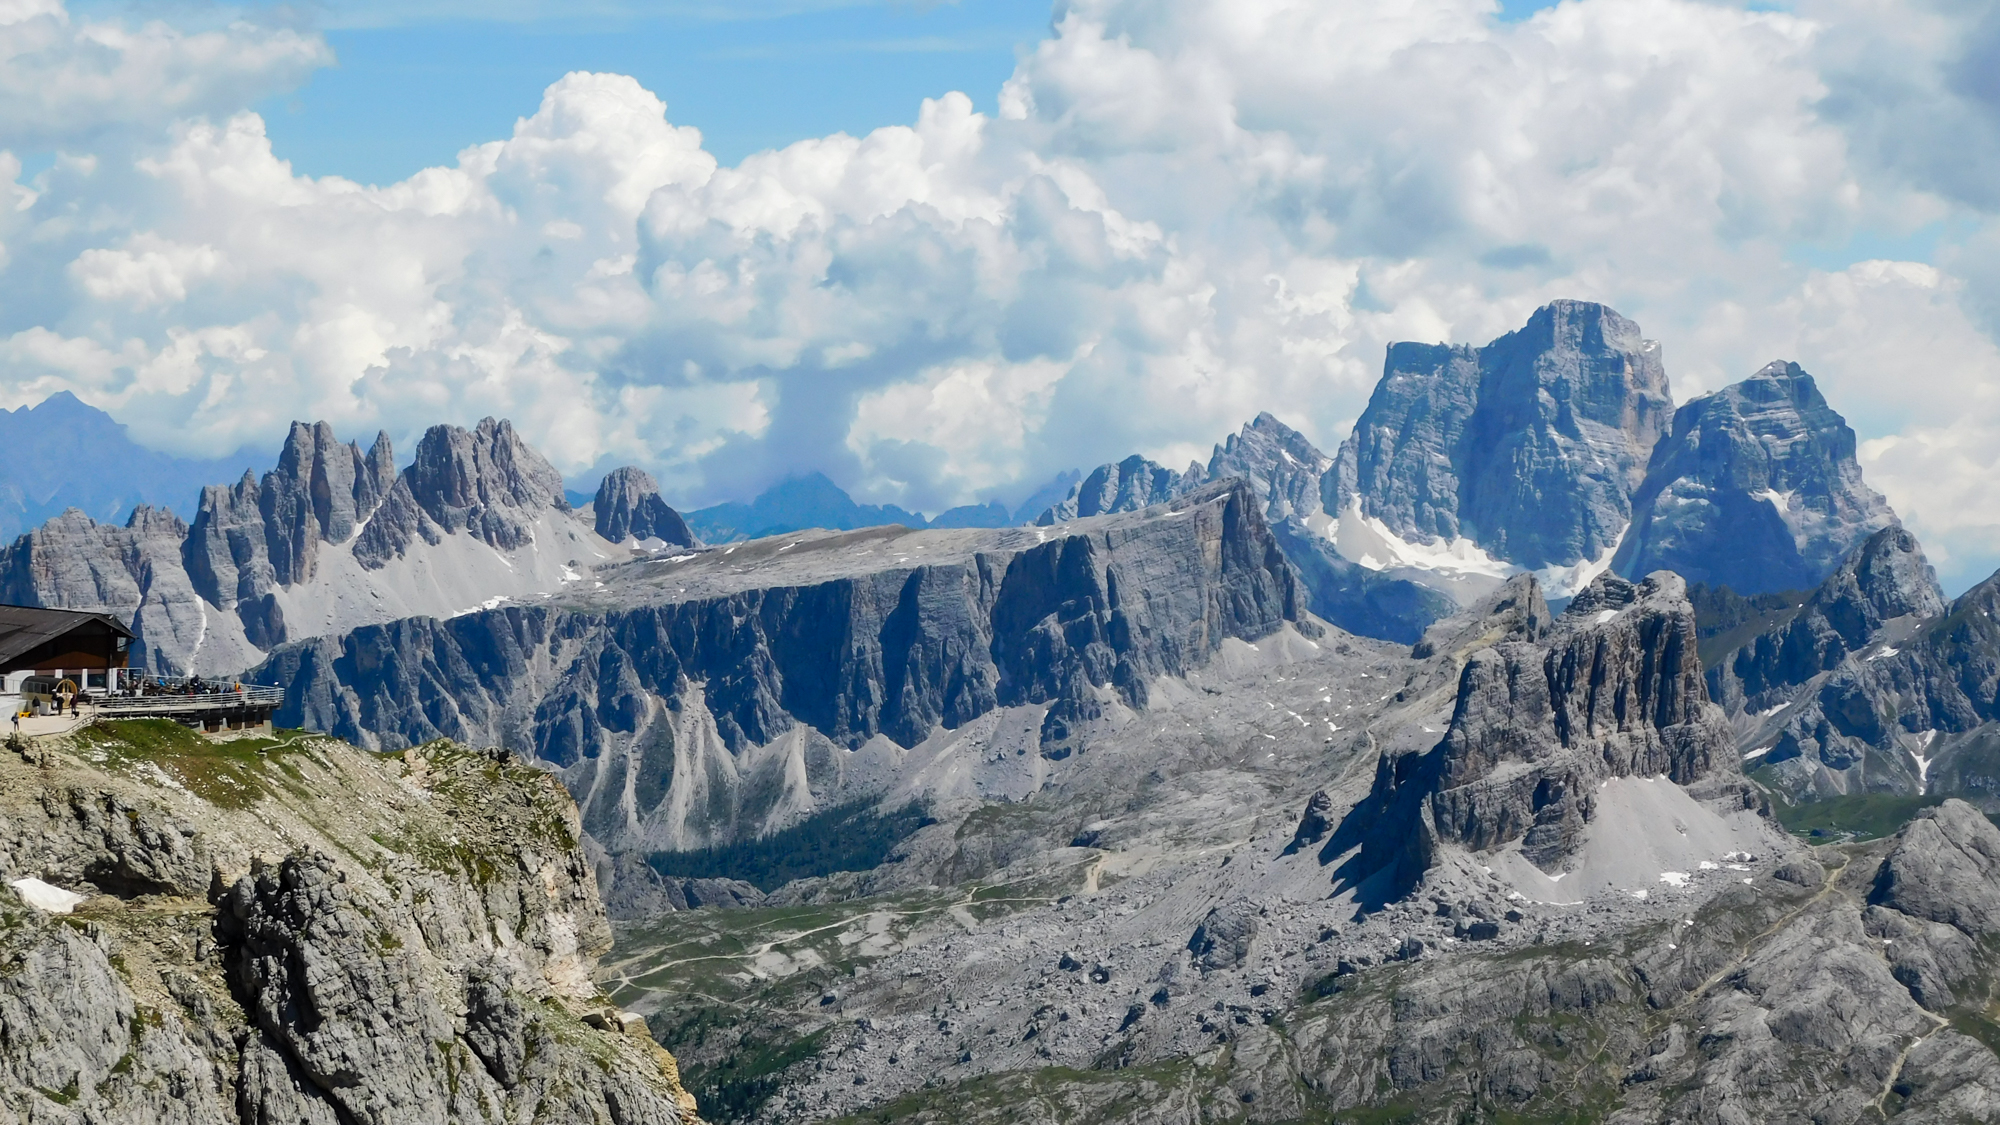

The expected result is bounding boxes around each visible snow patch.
[1327,499,1623,598]
[1755,489,1794,514]
[9,877,85,913]
[1866,647,1901,661]
[1757,701,1793,717]
[1330,500,1513,579]
[1911,730,1939,794]
[1659,871,1691,888]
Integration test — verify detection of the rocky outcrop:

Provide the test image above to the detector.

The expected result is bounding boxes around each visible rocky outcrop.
[1202,413,1330,524]
[1723,538,2000,803]
[184,422,397,616]
[0,723,699,1124]
[1330,571,1740,901]
[1329,300,1674,569]
[1708,526,1945,714]
[1035,455,1196,525]
[1614,361,1900,594]
[354,418,569,568]
[251,480,1313,852]
[2,416,610,674]
[0,505,205,674]
[593,467,698,547]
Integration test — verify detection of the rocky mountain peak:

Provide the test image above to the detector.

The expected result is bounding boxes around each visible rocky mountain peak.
[1332,569,1738,900]
[1329,299,1672,570]
[1708,525,1945,711]
[1035,454,1189,524]
[355,418,570,567]
[406,417,569,524]
[1204,411,1330,522]
[123,503,188,538]
[1613,359,1899,594]
[592,466,698,547]
[181,420,398,627]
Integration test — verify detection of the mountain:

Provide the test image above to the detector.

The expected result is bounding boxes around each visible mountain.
[1032,455,1195,524]
[925,501,1013,529]
[0,721,697,1123]
[1030,415,1456,643]
[1328,299,1674,574]
[0,391,267,545]
[249,479,1313,853]
[1702,526,2000,806]
[683,472,927,543]
[1613,360,1900,594]
[1010,468,1080,523]
[564,565,2000,1124]
[1331,570,1755,905]
[592,466,699,548]
[0,417,615,675]
[1202,411,1331,523]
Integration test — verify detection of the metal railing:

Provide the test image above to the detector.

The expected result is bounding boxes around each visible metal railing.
[94,685,285,717]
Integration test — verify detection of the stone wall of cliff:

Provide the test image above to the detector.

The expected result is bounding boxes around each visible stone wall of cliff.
[0,721,700,1124]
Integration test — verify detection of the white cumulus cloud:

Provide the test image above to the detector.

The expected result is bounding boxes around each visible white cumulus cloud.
[1,0,1999,590]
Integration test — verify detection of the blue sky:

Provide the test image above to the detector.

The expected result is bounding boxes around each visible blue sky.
[235,0,1544,184]
[16,0,2000,592]
[254,2,1059,182]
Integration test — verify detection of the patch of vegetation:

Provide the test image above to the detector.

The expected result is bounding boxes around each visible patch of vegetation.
[1768,791,1951,842]
[647,800,932,892]
[1688,582,1810,670]
[74,719,309,810]
[655,1007,829,1122]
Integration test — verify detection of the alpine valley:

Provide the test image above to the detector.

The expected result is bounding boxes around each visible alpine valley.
[7,300,2000,1125]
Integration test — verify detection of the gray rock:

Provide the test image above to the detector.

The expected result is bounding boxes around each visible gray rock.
[1202,413,1330,523]
[1036,455,1194,525]
[1329,299,1674,569]
[1614,361,1899,594]
[0,504,208,673]
[1708,525,1944,713]
[593,467,698,548]
[0,722,699,1125]
[1333,571,1737,899]
[355,418,568,568]
[1870,799,2000,936]
[254,479,1315,852]
[184,423,397,629]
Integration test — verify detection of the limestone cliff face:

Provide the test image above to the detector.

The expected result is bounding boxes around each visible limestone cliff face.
[1329,300,1674,569]
[0,722,700,1125]
[251,481,1313,851]
[1332,571,1742,899]
[1034,455,1196,524]
[0,505,201,674]
[1202,412,1331,524]
[184,422,398,623]
[1614,361,1899,594]
[1,417,606,675]
[1709,528,2000,804]
[354,418,571,569]
[593,466,698,548]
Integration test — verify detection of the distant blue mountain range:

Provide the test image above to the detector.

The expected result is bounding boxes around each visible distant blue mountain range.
[679,468,1079,543]
[0,392,268,545]
[0,391,1078,551]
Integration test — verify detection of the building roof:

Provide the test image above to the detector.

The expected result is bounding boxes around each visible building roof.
[0,604,136,667]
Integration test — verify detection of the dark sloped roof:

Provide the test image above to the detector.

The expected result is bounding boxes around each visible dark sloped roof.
[0,604,135,667]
